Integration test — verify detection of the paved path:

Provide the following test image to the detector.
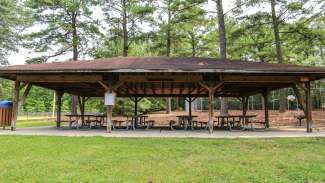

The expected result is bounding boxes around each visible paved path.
[1,126,325,138]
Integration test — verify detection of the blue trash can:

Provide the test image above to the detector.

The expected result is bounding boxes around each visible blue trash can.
[0,100,13,128]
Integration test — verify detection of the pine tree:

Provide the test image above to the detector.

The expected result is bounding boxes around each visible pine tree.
[0,0,30,65]
[102,0,155,57]
[25,0,101,114]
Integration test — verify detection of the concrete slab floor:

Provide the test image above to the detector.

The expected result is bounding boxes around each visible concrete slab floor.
[1,126,325,138]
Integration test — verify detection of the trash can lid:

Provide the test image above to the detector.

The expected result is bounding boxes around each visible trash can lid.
[0,100,13,108]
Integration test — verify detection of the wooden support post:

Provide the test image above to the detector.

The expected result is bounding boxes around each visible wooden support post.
[134,97,138,127]
[78,96,86,125]
[11,80,20,131]
[18,83,32,113]
[189,97,192,119]
[208,90,214,134]
[130,97,143,128]
[107,105,113,133]
[305,82,312,133]
[262,90,269,128]
[199,82,223,133]
[98,81,118,133]
[56,91,63,128]
[242,97,248,116]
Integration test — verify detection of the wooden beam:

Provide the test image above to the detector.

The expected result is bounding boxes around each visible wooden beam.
[305,82,312,133]
[134,97,139,127]
[98,81,124,92]
[170,83,174,95]
[17,75,103,83]
[120,74,202,83]
[199,82,224,92]
[262,90,269,128]
[107,105,113,133]
[242,96,249,116]
[19,82,28,90]
[98,81,110,91]
[142,83,146,95]
[222,75,308,83]
[11,80,20,131]
[78,96,86,124]
[179,83,184,95]
[161,82,165,95]
[55,91,63,127]
[208,90,214,133]
[18,83,32,113]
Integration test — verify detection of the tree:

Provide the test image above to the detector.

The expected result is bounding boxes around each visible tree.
[153,0,206,113]
[0,0,30,65]
[213,0,229,115]
[25,0,101,114]
[270,0,287,112]
[102,0,155,57]
[231,0,324,112]
[228,13,275,62]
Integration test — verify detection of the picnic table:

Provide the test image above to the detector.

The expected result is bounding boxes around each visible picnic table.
[176,115,198,130]
[65,114,106,128]
[126,115,154,130]
[215,115,257,130]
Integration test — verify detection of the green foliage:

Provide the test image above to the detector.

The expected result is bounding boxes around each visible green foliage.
[1,0,325,113]
[0,0,31,65]
[98,0,155,57]
[24,0,102,63]
[0,78,13,100]
[23,86,54,112]
[113,97,166,116]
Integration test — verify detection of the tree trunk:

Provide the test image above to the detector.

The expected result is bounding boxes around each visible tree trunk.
[175,97,179,110]
[165,0,172,114]
[271,0,286,113]
[166,0,171,57]
[220,98,229,115]
[189,32,196,57]
[166,97,171,114]
[71,11,79,115]
[216,0,229,116]
[122,0,128,57]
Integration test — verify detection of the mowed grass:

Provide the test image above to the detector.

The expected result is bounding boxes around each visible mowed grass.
[0,137,325,182]
[16,120,54,128]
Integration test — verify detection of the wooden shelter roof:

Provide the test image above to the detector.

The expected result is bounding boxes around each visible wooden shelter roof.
[1,57,325,75]
[0,57,325,97]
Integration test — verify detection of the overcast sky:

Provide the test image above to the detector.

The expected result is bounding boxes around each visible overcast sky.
[8,0,235,65]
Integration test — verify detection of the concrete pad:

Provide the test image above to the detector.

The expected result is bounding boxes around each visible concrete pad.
[1,126,325,138]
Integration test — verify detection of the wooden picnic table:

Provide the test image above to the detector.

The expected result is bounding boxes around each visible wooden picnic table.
[128,115,152,129]
[65,114,106,128]
[215,115,257,130]
[176,115,198,130]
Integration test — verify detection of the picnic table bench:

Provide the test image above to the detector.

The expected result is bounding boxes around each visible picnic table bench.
[294,114,306,126]
[216,115,258,130]
[65,114,105,128]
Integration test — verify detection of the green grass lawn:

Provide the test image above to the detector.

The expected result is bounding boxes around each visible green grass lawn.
[0,136,324,182]
[16,120,54,128]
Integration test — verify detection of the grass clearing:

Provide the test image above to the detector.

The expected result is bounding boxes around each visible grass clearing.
[0,136,324,182]
[16,120,55,128]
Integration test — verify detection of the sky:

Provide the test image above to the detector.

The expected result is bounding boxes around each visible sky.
[7,0,235,66]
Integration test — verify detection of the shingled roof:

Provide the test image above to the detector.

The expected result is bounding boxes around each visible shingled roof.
[1,57,325,75]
